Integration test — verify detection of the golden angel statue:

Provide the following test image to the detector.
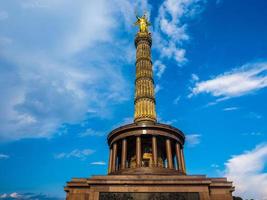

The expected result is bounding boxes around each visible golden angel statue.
[134,13,151,33]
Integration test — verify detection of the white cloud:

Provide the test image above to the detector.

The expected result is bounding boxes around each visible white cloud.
[173,96,181,105]
[113,117,133,128]
[0,193,21,199]
[0,0,150,142]
[224,144,267,200]
[153,60,166,79]
[154,0,205,65]
[111,116,133,129]
[223,107,239,111]
[186,134,201,147]
[0,0,205,142]
[211,164,219,168]
[155,84,162,94]
[242,132,264,137]
[61,1,115,55]
[0,194,8,198]
[79,128,105,137]
[54,149,95,160]
[191,73,199,82]
[9,193,21,199]
[116,0,151,31]
[189,61,267,100]
[0,154,9,159]
[247,112,263,119]
[157,115,178,125]
[0,192,62,200]
[161,119,177,125]
[90,161,106,165]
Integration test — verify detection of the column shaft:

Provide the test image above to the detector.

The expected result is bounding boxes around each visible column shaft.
[112,143,117,172]
[175,143,183,171]
[136,136,142,167]
[134,33,156,123]
[166,138,174,169]
[121,139,127,169]
[181,148,186,173]
[108,148,113,174]
[152,136,158,167]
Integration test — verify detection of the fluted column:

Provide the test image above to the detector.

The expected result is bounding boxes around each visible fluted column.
[175,143,183,172]
[121,139,127,169]
[181,148,186,173]
[112,142,117,172]
[152,136,158,167]
[136,136,142,167]
[134,32,156,123]
[166,138,174,169]
[108,148,113,174]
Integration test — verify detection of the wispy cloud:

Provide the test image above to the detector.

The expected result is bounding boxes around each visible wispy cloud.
[242,132,264,137]
[158,116,178,125]
[0,0,205,142]
[0,192,21,199]
[246,112,263,119]
[173,96,181,105]
[54,149,95,160]
[154,0,205,65]
[113,117,133,128]
[191,73,199,82]
[111,116,134,130]
[79,128,105,137]
[223,107,239,111]
[0,154,9,159]
[189,61,267,100]
[153,60,166,79]
[155,84,162,94]
[0,192,62,200]
[211,164,219,168]
[0,0,148,142]
[186,134,201,147]
[90,161,106,165]
[224,144,267,199]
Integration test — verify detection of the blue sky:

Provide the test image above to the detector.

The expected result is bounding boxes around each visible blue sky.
[0,0,267,199]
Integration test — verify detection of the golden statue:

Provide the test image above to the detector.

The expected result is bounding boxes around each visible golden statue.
[134,13,151,33]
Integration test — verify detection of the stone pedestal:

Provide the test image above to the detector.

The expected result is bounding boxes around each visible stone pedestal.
[65,174,234,200]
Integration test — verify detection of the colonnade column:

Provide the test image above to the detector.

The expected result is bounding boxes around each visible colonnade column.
[152,136,158,167]
[175,142,183,172]
[166,138,174,169]
[121,139,127,169]
[181,148,186,173]
[136,136,142,167]
[108,148,113,174]
[112,142,117,172]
